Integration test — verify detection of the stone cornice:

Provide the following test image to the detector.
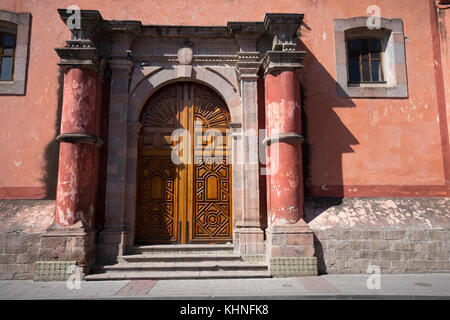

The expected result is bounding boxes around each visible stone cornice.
[102,20,143,35]
[57,9,103,43]
[264,13,304,51]
[55,10,308,72]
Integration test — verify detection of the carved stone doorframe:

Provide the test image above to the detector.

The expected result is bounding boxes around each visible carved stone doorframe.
[95,18,268,262]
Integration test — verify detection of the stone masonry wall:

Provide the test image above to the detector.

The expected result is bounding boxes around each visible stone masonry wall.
[313,228,450,274]
[0,232,42,280]
[307,198,450,274]
[0,200,54,280]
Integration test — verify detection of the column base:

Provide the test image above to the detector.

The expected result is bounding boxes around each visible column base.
[234,226,266,258]
[34,221,96,281]
[267,218,318,277]
[96,226,129,265]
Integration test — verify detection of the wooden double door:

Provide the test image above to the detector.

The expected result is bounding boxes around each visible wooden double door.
[136,82,232,244]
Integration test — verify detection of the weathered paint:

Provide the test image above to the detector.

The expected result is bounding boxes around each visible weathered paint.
[306,198,450,230]
[55,68,97,227]
[0,199,54,233]
[0,0,448,199]
[266,70,303,224]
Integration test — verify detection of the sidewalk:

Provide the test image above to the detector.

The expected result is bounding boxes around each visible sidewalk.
[0,274,449,299]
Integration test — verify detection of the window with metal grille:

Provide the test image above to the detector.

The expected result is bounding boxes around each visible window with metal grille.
[347,39,384,83]
[0,31,15,81]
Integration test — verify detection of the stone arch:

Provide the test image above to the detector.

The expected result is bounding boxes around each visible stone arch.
[128,67,242,125]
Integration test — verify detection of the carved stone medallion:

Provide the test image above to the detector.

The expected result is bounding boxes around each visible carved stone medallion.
[177,46,193,65]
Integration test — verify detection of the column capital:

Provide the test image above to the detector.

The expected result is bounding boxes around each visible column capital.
[262,13,305,75]
[55,9,104,71]
[109,58,133,79]
[262,50,305,75]
[236,52,261,81]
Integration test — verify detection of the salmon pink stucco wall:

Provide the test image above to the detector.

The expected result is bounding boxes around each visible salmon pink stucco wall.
[0,0,448,199]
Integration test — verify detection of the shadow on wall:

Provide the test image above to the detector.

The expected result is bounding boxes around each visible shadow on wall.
[298,39,359,212]
[296,35,359,273]
[39,70,64,200]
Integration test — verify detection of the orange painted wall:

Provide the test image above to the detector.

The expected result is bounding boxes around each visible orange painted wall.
[436,4,450,185]
[0,0,448,198]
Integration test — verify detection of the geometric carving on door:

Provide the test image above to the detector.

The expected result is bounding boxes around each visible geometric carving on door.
[136,157,177,243]
[192,157,232,241]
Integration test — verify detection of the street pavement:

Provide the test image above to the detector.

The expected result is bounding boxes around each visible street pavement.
[0,274,449,299]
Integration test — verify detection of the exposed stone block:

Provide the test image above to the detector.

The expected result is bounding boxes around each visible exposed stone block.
[384,231,406,240]
[4,244,27,254]
[429,230,450,241]
[349,240,371,250]
[0,254,16,264]
[372,240,392,250]
[326,240,349,249]
[287,233,313,245]
[335,249,355,259]
[361,231,384,240]
[340,230,362,240]
[27,243,41,255]
[16,254,38,264]
[40,237,65,249]
[270,234,287,247]
[13,273,34,280]
[392,260,414,269]
[355,250,381,259]
[426,251,450,260]
[392,241,415,251]
[379,250,401,260]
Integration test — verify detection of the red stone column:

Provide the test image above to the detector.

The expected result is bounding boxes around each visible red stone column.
[263,14,317,277]
[55,67,99,227]
[265,69,303,225]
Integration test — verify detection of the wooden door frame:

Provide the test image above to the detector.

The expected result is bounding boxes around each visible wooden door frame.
[134,81,233,244]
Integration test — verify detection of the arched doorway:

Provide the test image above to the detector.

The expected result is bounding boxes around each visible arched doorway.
[136,82,232,244]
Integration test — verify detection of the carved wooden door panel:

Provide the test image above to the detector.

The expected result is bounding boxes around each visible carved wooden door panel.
[137,82,232,244]
[137,84,182,243]
[190,84,232,242]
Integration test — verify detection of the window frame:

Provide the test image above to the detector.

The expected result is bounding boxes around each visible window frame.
[0,30,17,81]
[334,17,408,98]
[0,10,30,95]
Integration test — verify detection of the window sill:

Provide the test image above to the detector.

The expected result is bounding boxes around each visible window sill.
[338,82,408,98]
[348,82,387,87]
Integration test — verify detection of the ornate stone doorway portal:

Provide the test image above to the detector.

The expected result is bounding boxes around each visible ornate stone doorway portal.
[53,10,318,278]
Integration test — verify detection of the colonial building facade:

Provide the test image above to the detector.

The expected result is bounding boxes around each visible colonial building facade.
[0,0,449,281]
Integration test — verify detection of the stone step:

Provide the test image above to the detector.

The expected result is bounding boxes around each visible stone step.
[101,261,268,273]
[85,269,271,281]
[131,243,234,255]
[120,253,243,263]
